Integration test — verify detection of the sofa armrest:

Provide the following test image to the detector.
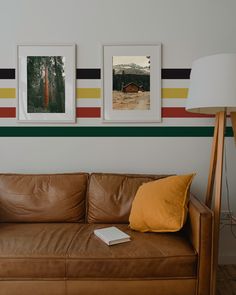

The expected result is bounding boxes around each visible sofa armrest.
[185,195,213,295]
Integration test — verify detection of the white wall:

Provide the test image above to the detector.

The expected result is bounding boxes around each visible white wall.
[0,0,236,262]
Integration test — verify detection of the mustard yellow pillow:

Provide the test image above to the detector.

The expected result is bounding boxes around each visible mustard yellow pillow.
[129,174,195,232]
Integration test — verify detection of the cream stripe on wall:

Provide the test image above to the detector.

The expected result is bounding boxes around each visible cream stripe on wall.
[0,98,15,107]
[77,99,101,107]
[162,80,189,88]
[0,117,231,127]
[78,79,101,88]
[0,98,186,108]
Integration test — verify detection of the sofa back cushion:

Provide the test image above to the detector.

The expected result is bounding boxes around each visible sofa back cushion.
[87,173,168,223]
[0,173,88,222]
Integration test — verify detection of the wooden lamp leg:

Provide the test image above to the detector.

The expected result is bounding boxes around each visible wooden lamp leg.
[210,111,226,295]
[231,112,236,144]
[205,114,220,207]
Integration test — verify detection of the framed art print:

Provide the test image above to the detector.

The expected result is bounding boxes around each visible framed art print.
[17,44,76,123]
[103,44,161,122]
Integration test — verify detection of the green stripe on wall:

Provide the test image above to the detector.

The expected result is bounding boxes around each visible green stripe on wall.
[0,126,233,137]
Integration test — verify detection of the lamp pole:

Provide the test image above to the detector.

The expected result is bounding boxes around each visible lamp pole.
[205,111,226,295]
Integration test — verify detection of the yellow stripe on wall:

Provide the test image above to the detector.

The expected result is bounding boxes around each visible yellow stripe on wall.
[0,88,16,98]
[77,88,101,99]
[0,88,188,99]
[162,88,188,99]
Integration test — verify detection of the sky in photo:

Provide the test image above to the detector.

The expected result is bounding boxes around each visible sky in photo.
[113,56,149,67]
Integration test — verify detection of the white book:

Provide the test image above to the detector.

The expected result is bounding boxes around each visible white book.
[94,226,131,246]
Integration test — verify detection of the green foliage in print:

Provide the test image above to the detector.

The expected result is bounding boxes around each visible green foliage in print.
[27,56,65,113]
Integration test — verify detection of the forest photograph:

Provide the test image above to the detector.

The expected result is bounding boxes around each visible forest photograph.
[27,56,65,113]
[112,56,150,110]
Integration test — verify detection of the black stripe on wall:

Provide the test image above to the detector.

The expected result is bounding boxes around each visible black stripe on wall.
[76,68,101,79]
[0,69,15,79]
[161,69,191,79]
[0,68,191,80]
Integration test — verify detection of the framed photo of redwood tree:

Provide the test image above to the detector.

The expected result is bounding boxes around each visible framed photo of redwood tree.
[17,44,76,123]
[103,44,162,122]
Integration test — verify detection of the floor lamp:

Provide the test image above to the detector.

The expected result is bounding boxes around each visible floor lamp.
[186,53,236,295]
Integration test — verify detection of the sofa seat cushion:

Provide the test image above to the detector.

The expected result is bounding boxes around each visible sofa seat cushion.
[67,224,197,279]
[0,223,197,280]
[0,223,83,279]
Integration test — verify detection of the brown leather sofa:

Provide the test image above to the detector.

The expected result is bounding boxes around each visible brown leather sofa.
[0,173,213,295]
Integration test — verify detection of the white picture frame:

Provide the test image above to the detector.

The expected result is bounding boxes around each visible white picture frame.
[17,44,76,123]
[103,44,162,122]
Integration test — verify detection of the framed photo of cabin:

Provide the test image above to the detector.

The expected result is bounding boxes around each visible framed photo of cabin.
[17,44,76,123]
[103,44,162,122]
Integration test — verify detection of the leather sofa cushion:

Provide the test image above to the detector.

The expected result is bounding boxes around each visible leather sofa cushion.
[0,223,83,278]
[67,224,197,279]
[87,173,168,223]
[0,223,197,280]
[0,173,88,222]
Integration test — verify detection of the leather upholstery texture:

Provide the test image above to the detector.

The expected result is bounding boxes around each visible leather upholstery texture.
[0,223,196,279]
[0,223,83,278]
[87,173,168,223]
[0,172,213,295]
[0,173,88,222]
[66,223,197,279]
[66,279,196,295]
[186,195,213,295]
[0,280,196,295]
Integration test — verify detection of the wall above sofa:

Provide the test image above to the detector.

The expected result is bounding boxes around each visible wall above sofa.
[0,0,236,264]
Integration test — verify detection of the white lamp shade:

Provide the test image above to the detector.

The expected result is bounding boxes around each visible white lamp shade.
[186,53,236,114]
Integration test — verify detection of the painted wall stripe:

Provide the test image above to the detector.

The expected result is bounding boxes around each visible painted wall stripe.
[0,68,191,80]
[0,69,15,79]
[77,88,101,98]
[162,99,186,107]
[162,107,214,118]
[0,126,232,137]
[0,107,216,119]
[0,88,16,98]
[0,107,16,118]
[76,69,101,79]
[0,87,189,99]
[162,88,188,99]
[161,69,191,79]
[76,107,101,118]
[162,80,189,88]
[0,107,100,118]
[77,79,101,88]
[77,98,101,107]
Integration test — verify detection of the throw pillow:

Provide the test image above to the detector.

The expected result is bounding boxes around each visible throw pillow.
[129,174,195,232]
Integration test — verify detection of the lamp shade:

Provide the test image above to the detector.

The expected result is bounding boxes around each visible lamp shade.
[186,53,236,114]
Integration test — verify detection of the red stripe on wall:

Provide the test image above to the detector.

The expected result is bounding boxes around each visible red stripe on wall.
[162,107,214,118]
[0,107,217,119]
[0,107,16,118]
[76,107,101,118]
[0,107,101,118]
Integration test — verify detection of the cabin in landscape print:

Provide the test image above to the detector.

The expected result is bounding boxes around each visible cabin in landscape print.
[122,82,143,93]
[112,56,150,110]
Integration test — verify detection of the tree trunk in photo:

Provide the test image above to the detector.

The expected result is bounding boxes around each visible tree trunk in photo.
[54,57,63,112]
[44,66,49,109]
